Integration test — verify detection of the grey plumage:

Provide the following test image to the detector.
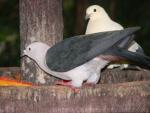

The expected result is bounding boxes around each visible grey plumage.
[22,26,150,87]
[46,27,140,72]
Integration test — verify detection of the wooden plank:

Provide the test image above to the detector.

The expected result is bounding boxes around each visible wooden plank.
[0,67,150,83]
[0,81,149,113]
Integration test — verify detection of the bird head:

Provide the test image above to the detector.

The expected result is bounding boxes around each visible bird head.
[85,5,109,20]
[22,42,50,61]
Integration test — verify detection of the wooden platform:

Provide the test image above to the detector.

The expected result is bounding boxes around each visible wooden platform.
[0,67,150,113]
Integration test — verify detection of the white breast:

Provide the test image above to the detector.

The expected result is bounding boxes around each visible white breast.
[86,19,123,34]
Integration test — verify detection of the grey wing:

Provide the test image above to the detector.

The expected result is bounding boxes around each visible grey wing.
[46,27,140,72]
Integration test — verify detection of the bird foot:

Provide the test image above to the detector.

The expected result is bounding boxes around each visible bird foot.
[120,65,141,70]
[54,80,71,86]
[107,64,140,70]
[55,80,80,93]
[107,64,121,69]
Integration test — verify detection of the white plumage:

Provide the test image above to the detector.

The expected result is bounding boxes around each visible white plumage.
[85,5,123,34]
[85,5,142,69]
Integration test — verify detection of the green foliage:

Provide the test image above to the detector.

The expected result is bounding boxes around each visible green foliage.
[63,0,75,38]
[0,0,19,66]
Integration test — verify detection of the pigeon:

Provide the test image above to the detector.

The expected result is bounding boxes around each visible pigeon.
[85,5,144,69]
[22,27,150,89]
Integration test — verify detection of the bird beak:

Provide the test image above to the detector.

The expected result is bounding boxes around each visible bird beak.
[85,14,90,20]
[20,50,26,58]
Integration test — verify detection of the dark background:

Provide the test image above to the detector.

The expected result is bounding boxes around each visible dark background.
[0,0,149,66]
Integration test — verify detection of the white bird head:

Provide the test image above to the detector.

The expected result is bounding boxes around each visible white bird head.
[85,5,110,20]
[22,42,50,61]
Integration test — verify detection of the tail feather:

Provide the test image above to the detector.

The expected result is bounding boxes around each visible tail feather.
[108,47,150,70]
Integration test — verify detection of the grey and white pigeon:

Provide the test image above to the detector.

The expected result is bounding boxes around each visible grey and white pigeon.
[85,5,144,69]
[22,27,150,89]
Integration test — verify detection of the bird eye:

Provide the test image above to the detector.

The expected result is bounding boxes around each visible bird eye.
[93,9,96,12]
[28,48,31,51]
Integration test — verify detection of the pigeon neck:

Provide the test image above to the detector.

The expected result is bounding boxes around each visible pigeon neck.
[34,49,70,80]
[35,49,53,74]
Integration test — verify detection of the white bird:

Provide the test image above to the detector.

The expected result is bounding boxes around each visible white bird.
[22,27,149,90]
[85,5,144,69]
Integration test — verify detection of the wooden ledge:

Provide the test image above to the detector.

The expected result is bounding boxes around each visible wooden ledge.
[0,67,150,83]
[0,81,149,113]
